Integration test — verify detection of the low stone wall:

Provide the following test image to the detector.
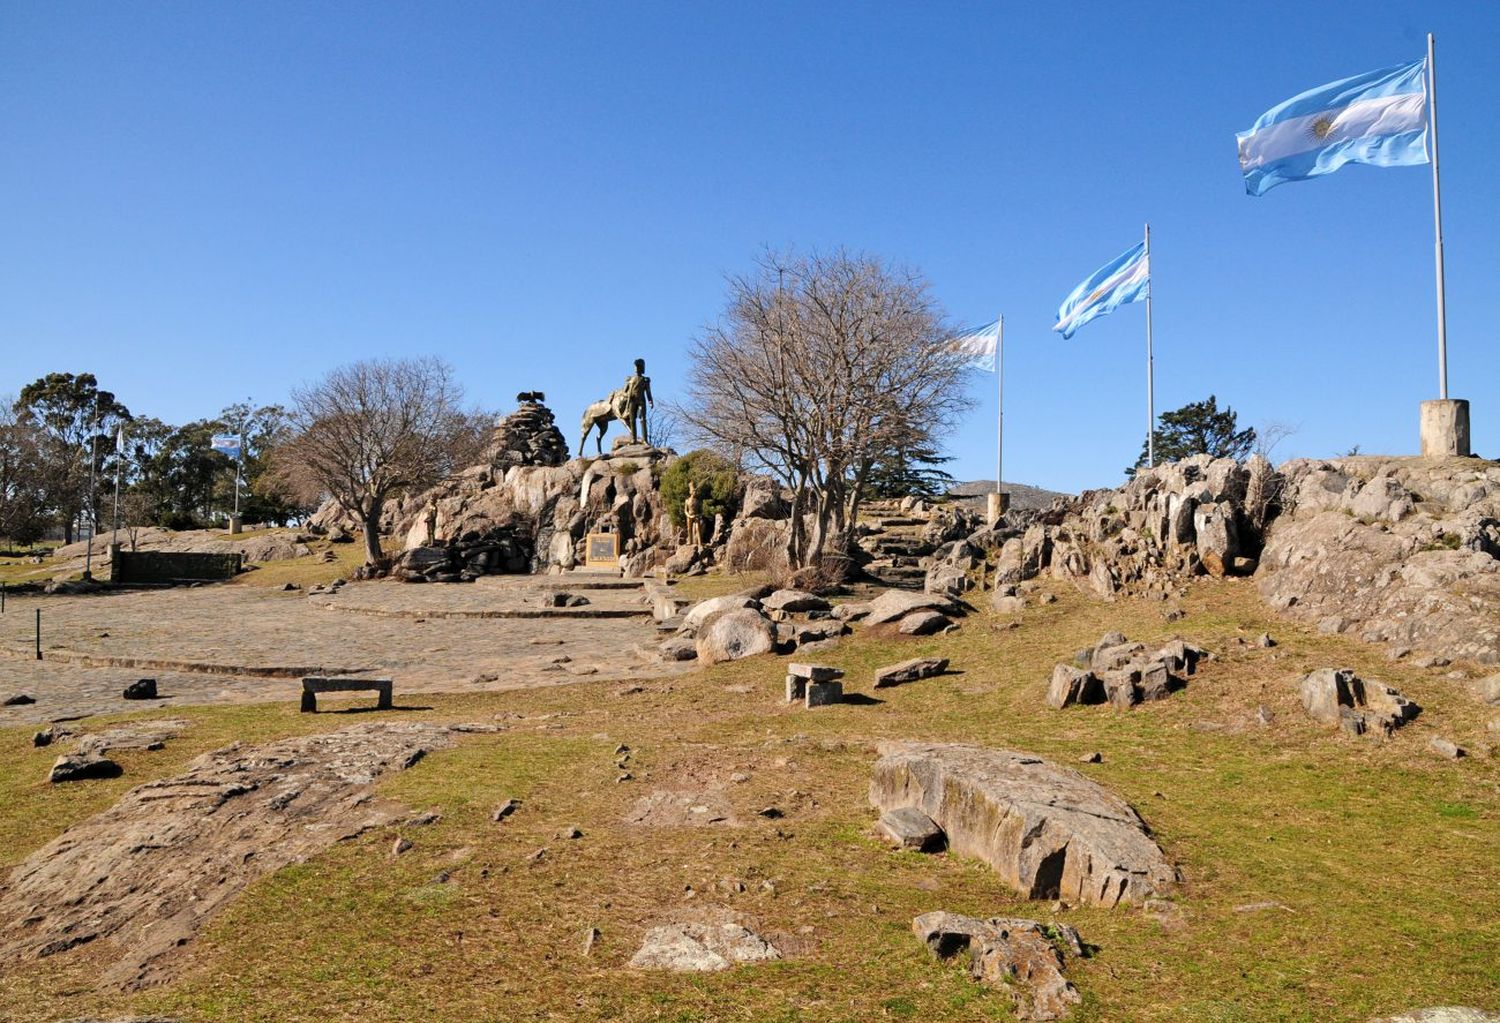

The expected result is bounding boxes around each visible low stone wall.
[110,550,243,585]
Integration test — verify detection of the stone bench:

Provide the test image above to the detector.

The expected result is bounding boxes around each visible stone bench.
[785,663,844,708]
[301,677,393,713]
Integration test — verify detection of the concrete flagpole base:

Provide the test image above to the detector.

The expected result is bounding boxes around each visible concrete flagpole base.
[1419,399,1471,458]
[986,492,1010,525]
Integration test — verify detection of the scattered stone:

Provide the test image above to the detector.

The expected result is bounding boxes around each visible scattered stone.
[281,582,301,591]
[558,826,584,839]
[1234,901,1293,913]
[406,810,442,826]
[1255,705,1276,726]
[1429,737,1466,759]
[870,742,1176,908]
[991,593,1025,615]
[1413,654,1451,669]
[391,837,413,856]
[696,608,775,665]
[628,920,780,972]
[912,911,1083,1021]
[626,790,735,828]
[1079,752,1102,764]
[756,806,783,819]
[1046,665,1101,710]
[48,753,123,783]
[874,806,944,851]
[74,719,189,756]
[832,602,872,622]
[491,799,521,822]
[582,927,601,956]
[873,657,950,688]
[121,678,158,701]
[1299,668,1420,737]
[3,693,36,706]
[1255,632,1277,648]
[657,635,699,662]
[1471,674,1500,706]
[898,609,952,635]
[32,727,55,747]
[864,589,958,626]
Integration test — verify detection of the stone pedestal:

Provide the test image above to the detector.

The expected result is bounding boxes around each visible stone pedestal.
[228,515,243,535]
[1419,399,1471,458]
[986,492,1010,525]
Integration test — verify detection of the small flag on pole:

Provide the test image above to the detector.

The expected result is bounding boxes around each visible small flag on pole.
[1053,241,1150,340]
[211,435,241,460]
[1237,56,1429,197]
[948,319,1000,371]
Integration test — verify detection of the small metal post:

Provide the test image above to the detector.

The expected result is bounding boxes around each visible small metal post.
[35,608,42,660]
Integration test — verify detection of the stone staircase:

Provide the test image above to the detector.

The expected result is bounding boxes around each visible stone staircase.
[857,500,937,591]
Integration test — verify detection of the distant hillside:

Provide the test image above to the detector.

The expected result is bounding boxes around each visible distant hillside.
[946,480,1071,512]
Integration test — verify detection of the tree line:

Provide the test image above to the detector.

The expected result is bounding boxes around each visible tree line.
[0,372,307,546]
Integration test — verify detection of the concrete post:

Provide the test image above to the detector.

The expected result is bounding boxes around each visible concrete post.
[986,492,1010,525]
[1419,399,1471,458]
[228,515,243,535]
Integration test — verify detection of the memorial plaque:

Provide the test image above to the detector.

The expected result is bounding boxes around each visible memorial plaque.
[585,532,620,567]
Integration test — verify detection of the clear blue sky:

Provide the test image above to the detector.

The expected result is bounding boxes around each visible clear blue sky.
[3,2,1496,492]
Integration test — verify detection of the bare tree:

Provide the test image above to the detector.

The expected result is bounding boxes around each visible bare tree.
[681,250,973,571]
[276,358,474,567]
[1253,419,1300,462]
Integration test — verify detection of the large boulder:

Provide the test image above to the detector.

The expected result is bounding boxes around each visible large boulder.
[1299,668,1420,737]
[865,589,959,625]
[695,609,775,665]
[870,742,1176,908]
[683,594,762,632]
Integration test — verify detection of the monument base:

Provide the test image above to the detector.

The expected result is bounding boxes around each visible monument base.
[1419,399,1471,458]
[986,491,1010,525]
[228,515,243,535]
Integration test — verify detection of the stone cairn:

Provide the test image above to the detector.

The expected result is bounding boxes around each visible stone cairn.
[488,392,570,469]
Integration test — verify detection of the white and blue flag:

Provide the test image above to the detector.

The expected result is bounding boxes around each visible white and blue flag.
[948,319,1000,371]
[1237,57,1429,197]
[1053,242,1149,340]
[211,434,241,460]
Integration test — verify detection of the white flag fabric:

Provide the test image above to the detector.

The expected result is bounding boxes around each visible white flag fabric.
[948,319,1000,372]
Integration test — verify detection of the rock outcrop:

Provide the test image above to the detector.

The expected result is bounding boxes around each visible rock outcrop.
[977,454,1500,665]
[870,742,1175,908]
[0,722,458,988]
[1299,668,1420,737]
[628,919,780,972]
[913,911,1084,1021]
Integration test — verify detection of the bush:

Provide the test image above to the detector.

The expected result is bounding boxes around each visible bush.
[660,450,739,530]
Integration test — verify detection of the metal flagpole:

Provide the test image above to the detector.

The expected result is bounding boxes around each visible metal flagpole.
[1145,223,1156,468]
[996,315,1004,498]
[111,425,123,541]
[1427,32,1448,399]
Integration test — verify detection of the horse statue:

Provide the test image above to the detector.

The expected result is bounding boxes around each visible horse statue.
[578,388,632,456]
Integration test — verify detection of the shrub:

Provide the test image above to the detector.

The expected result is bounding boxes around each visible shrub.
[659,450,739,530]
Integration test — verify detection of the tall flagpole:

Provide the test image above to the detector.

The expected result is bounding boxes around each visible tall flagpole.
[996,315,1004,498]
[1427,32,1448,400]
[1145,223,1156,468]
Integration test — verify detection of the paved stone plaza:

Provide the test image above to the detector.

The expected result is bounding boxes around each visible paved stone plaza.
[0,577,687,724]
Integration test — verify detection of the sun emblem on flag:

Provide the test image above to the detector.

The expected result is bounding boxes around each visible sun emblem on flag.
[1309,115,1338,141]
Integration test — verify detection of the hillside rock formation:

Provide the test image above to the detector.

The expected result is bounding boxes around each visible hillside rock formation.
[970,454,1500,665]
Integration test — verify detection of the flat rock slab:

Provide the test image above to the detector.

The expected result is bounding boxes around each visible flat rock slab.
[760,589,830,614]
[875,806,944,851]
[48,752,123,783]
[870,742,1175,908]
[899,610,952,635]
[865,590,958,625]
[74,719,190,755]
[624,790,737,828]
[0,721,457,989]
[629,921,780,972]
[1370,1012,1500,1023]
[874,657,950,688]
[913,911,1083,1021]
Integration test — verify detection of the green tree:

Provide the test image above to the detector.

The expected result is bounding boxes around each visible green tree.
[1131,394,1256,476]
[14,372,131,541]
[659,450,739,531]
[865,443,955,500]
[0,404,50,547]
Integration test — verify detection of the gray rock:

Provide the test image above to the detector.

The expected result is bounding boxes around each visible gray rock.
[991,593,1025,615]
[1299,668,1420,737]
[695,608,775,665]
[1369,1011,1500,1023]
[832,601,872,622]
[683,594,762,632]
[121,678,158,701]
[912,911,1083,1021]
[805,679,843,708]
[657,636,699,662]
[873,657,950,688]
[48,753,123,783]
[865,589,958,625]
[874,806,944,851]
[761,589,830,614]
[898,609,952,635]
[3,693,36,706]
[1045,665,1101,710]
[1472,673,1500,706]
[628,921,780,972]
[871,742,1176,908]
[1429,737,1466,759]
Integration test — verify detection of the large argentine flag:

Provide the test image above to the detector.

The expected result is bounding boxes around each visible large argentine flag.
[949,319,999,371]
[1237,57,1429,197]
[1053,242,1149,340]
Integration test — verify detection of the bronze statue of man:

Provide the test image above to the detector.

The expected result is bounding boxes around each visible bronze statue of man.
[614,357,653,444]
